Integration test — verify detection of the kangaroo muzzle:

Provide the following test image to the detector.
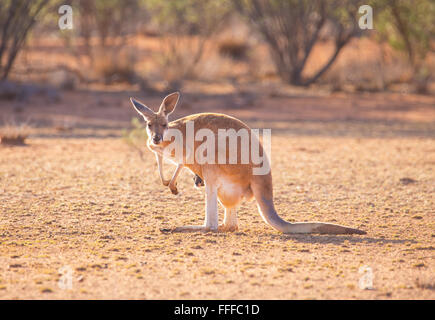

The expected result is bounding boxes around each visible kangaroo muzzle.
[152,134,162,144]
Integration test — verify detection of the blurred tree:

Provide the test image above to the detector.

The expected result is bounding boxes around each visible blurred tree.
[94,0,142,47]
[147,0,231,89]
[0,0,50,80]
[232,0,362,86]
[76,0,143,55]
[73,0,146,85]
[374,0,434,92]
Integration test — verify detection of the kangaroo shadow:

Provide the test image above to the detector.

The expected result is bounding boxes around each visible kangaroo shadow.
[267,233,417,245]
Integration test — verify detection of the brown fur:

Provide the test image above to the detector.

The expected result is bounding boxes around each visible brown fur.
[130,93,366,235]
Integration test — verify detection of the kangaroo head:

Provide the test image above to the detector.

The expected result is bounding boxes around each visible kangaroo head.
[130,92,180,145]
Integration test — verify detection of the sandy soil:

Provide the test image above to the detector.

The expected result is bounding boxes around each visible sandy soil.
[0,90,434,299]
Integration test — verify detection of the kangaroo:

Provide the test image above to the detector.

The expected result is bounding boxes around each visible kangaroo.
[130,92,366,235]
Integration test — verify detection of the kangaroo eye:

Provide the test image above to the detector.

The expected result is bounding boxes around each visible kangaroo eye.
[162,124,167,128]
[147,123,151,127]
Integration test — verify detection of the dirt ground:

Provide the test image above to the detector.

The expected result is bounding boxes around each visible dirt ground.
[0,89,434,299]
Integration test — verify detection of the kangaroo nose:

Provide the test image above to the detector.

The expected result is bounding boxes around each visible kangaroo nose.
[153,135,162,144]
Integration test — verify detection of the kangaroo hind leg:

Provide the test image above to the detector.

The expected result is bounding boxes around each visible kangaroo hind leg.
[219,207,238,232]
[169,181,218,233]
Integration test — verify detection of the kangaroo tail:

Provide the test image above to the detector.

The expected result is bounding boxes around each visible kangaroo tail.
[251,175,366,235]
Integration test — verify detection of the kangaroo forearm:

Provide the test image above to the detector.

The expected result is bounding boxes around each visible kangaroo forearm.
[168,164,183,195]
[155,153,170,186]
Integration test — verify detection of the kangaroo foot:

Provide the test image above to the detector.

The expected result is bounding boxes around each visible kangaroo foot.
[169,182,178,195]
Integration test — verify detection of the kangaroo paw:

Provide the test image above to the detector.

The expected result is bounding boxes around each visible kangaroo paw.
[169,183,178,195]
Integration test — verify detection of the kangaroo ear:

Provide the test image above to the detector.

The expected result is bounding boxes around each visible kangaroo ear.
[130,97,154,121]
[159,92,180,116]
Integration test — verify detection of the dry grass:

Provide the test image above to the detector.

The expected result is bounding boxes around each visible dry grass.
[0,135,433,299]
[0,123,30,146]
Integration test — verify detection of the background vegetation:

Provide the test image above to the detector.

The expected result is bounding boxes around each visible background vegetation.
[0,0,433,93]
